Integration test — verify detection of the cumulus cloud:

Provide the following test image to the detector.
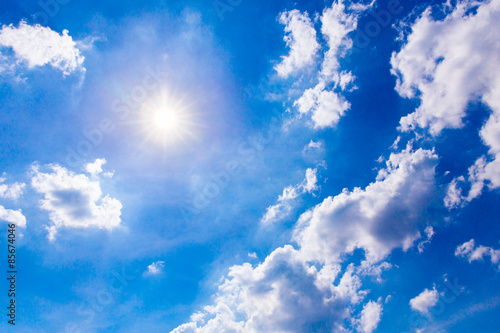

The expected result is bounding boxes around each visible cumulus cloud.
[0,178,25,200]
[0,205,26,228]
[357,300,383,333]
[0,20,85,76]
[261,168,319,224]
[172,142,443,331]
[171,245,367,332]
[391,0,500,197]
[409,287,439,315]
[455,239,500,270]
[294,144,438,263]
[275,10,320,78]
[294,80,351,129]
[145,261,165,276]
[31,164,122,241]
[85,158,107,177]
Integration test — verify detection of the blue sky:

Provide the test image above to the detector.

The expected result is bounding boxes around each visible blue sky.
[1,0,500,332]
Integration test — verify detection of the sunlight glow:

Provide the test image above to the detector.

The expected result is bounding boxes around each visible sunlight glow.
[134,88,199,150]
[153,108,178,130]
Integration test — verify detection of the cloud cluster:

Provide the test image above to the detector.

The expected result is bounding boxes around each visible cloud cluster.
[292,1,365,129]
[391,0,500,200]
[455,239,500,270]
[171,246,368,332]
[172,141,439,331]
[31,164,122,241]
[274,1,368,129]
[294,144,438,263]
[0,21,85,75]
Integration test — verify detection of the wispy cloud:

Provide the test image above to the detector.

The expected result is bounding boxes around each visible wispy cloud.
[261,167,319,225]
[144,261,165,276]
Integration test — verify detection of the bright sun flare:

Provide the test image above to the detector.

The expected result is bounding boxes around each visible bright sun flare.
[153,109,178,130]
[139,91,196,147]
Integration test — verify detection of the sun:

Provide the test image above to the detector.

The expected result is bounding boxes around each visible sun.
[135,89,198,149]
[153,108,178,130]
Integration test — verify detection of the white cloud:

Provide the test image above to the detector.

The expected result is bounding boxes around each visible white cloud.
[292,1,366,129]
[248,252,257,259]
[444,156,491,209]
[444,176,465,209]
[305,140,324,151]
[275,10,320,78]
[171,245,367,332]
[102,171,115,178]
[0,205,26,228]
[357,300,383,333]
[0,21,84,75]
[320,1,361,79]
[294,144,438,263]
[410,287,439,315]
[294,81,350,129]
[31,164,122,241]
[0,178,25,200]
[417,226,435,253]
[455,239,500,270]
[145,261,165,276]
[356,260,392,283]
[391,0,500,195]
[172,141,444,331]
[261,168,319,224]
[391,0,500,134]
[303,167,318,193]
[85,158,107,177]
